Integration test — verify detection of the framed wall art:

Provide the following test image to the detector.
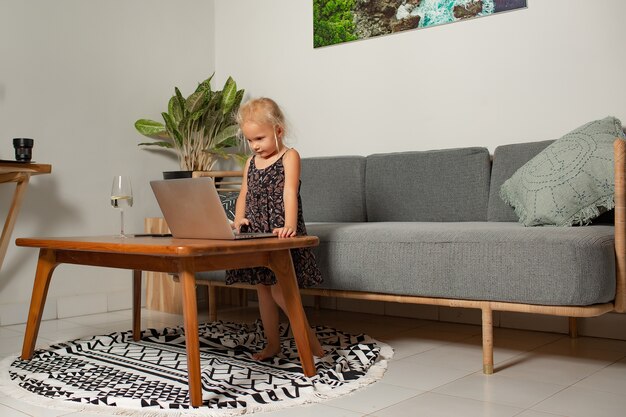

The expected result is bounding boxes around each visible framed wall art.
[314,0,527,48]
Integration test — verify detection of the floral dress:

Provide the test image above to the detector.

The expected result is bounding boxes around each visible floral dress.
[225,153,323,287]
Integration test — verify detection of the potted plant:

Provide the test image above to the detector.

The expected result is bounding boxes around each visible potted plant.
[134,74,248,178]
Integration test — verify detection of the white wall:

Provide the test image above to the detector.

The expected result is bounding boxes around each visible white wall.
[215,0,626,157]
[0,0,216,324]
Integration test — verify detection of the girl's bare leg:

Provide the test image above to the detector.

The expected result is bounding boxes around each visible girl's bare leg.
[254,284,281,360]
[270,285,324,357]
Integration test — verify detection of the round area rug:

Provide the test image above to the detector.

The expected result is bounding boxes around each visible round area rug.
[0,321,392,416]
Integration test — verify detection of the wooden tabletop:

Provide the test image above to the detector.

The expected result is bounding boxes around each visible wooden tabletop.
[15,235,319,257]
[0,162,51,176]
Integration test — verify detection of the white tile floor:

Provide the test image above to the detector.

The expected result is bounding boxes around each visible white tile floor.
[1,307,625,416]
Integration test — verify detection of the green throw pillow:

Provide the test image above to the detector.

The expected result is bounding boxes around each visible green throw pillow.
[500,116,626,226]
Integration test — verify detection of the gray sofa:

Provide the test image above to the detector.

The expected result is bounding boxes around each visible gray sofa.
[301,142,616,306]
[199,140,626,374]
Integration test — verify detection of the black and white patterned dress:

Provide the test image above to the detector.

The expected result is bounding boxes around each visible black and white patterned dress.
[225,153,323,287]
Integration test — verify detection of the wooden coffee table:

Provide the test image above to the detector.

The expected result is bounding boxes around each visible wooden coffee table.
[16,235,319,407]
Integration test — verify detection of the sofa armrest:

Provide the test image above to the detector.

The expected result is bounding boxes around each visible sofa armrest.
[615,139,625,312]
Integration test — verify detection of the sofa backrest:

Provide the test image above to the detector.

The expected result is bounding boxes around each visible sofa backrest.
[300,156,367,222]
[365,147,491,222]
[487,140,554,222]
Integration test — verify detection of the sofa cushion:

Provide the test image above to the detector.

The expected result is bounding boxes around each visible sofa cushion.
[500,116,625,226]
[300,156,367,222]
[488,140,553,222]
[365,148,491,222]
[306,222,615,306]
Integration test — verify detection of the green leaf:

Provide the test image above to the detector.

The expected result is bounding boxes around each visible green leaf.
[186,91,206,113]
[174,87,186,116]
[195,73,215,93]
[217,137,238,148]
[178,113,190,133]
[204,109,220,131]
[169,95,183,122]
[190,108,205,122]
[225,89,245,124]
[134,119,166,137]
[206,90,221,112]
[220,77,237,115]
[214,124,239,145]
[234,89,245,107]
[168,96,174,116]
[162,112,183,148]
[205,112,223,143]
[137,141,174,148]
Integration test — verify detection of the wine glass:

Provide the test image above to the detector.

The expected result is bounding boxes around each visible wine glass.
[111,176,133,237]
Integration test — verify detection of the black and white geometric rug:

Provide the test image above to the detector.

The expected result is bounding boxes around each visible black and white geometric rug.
[0,321,392,416]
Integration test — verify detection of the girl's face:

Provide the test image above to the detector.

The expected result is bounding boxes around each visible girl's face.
[241,121,283,159]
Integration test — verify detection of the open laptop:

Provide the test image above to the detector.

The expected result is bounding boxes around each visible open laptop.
[149,177,276,240]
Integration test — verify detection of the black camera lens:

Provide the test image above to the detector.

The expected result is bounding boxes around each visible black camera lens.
[13,138,34,162]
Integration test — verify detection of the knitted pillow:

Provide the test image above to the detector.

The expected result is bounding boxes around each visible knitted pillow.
[500,116,625,226]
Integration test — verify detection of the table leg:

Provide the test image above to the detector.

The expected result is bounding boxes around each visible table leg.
[21,248,57,360]
[0,175,30,272]
[178,260,202,407]
[268,249,316,377]
[132,270,142,341]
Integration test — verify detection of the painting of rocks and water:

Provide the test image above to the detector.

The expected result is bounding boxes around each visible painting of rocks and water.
[313,0,527,48]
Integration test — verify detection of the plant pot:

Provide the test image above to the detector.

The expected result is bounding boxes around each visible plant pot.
[162,170,193,180]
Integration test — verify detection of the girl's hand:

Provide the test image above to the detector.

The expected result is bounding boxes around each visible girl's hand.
[232,218,250,233]
[272,226,297,238]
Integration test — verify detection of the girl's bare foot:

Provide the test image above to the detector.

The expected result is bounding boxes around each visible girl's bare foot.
[253,344,281,361]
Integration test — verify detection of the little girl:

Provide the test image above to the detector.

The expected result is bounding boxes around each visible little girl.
[225,97,324,361]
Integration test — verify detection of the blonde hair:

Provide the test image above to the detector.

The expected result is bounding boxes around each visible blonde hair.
[236,97,288,138]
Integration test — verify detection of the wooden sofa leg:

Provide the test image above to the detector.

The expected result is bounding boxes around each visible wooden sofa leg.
[482,306,494,374]
[208,284,217,322]
[568,317,578,338]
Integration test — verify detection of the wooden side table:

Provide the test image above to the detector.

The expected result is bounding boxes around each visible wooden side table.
[0,162,51,271]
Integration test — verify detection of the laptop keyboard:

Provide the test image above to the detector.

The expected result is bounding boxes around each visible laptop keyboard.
[234,232,276,239]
